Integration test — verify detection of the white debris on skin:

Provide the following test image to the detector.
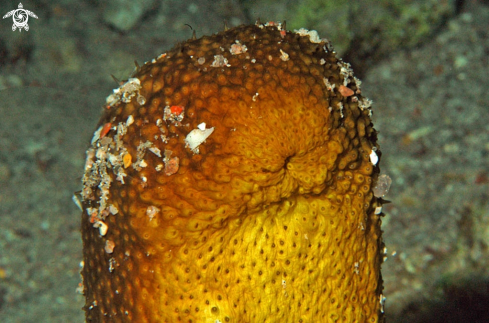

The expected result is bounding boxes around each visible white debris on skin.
[105,240,115,254]
[230,41,248,55]
[91,127,103,145]
[294,28,322,43]
[358,97,373,111]
[105,78,145,108]
[156,118,168,134]
[323,41,334,53]
[337,102,344,118]
[95,220,108,236]
[146,206,160,221]
[353,76,362,94]
[126,115,134,127]
[108,258,117,272]
[211,55,230,68]
[108,204,119,215]
[132,141,154,171]
[279,49,289,61]
[80,117,136,236]
[293,26,333,50]
[114,122,127,150]
[149,146,162,157]
[185,122,215,154]
[257,21,284,31]
[337,61,355,86]
[323,77,335,92]
[370,149,379,166]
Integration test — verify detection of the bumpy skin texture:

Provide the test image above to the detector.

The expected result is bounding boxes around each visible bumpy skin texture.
[81,23,384,322]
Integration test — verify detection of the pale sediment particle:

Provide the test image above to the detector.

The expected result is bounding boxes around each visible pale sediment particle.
[105,240,115,254]
[294,28,321,43]
[185,122,215,153]
[230,41,248,55]
[106,78,143,107]
[279,49,289,61]
[369,150,379,166]
[146,206,160,221]
[126,115,134,126]
[163,149,180,176]
[211,55,230,67]
[373,174,392,198]
[95,220,108,236]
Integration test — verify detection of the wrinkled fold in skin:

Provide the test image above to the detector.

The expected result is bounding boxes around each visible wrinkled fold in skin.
[80,22,385,322]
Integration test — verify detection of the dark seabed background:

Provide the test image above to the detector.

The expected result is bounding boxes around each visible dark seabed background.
[0,0,488,322]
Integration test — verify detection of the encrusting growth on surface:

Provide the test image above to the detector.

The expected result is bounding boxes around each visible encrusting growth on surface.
[78,21,385,322]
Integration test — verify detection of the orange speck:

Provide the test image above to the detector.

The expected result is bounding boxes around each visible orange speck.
[123,153,132,168]
[89,211,98,224]
[76,282,84,294]
[100,122,112,138]
[0,267,6,279]
[280,30,286,38]
[170,105,184,115]
[339,85,354,97]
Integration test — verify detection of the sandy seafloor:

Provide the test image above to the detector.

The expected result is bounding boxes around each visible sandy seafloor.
[0,0,488,322]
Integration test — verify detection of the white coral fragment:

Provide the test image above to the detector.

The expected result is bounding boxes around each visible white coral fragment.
[211,55,230,67]
[294,28,321,43]
[358,97,373,111]
[197,122,206,131]
[108,204,119,215]
[149,146,162,157]
[373,174,392,198]
[370,150,379,166]
[91,126,103,145]
[185,123,214,153]
[126,115,134,126]
[95,220,108,236]
[230,41,248,55]
[146,206,160,221]
[105,78,143,107]
[338,61,354,86]
[279,49,289,61]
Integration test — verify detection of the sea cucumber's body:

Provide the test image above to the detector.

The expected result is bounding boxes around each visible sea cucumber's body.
[80,22,384,322]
